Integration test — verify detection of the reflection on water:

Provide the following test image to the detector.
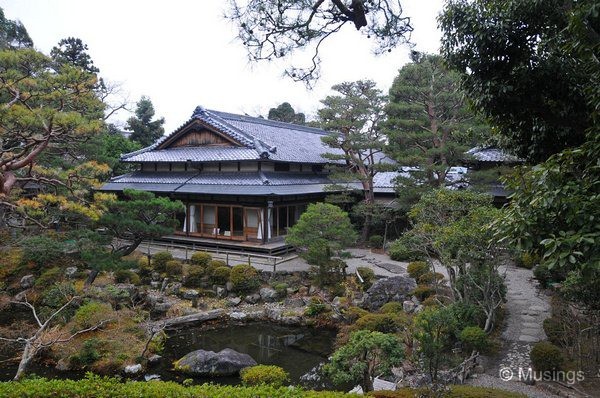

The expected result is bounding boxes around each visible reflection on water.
[158,322,337,388]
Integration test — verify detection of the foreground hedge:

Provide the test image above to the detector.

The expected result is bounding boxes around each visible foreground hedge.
[0,375,527,398]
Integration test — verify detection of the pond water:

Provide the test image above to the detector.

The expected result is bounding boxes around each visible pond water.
[0,321,339,389]
[156,322,338,388]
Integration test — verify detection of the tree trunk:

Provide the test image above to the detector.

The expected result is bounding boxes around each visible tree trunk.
[361,371,374,393]
[13,341,35,381]
[84,269,99,287]
[483,310,494,333]
[113,238,143,257]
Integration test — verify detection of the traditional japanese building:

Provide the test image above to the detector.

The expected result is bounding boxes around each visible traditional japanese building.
[102,106,361,252]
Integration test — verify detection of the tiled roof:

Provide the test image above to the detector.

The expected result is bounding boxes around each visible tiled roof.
[102,171,360,197]
[466,147,522,163]
[121,107,345,164]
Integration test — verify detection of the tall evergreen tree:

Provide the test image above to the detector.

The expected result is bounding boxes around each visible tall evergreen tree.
[126,96,165,147]
[0,7,32,49]
[267,102,305,125]
[318,80,389,241]
[50,37,99,74]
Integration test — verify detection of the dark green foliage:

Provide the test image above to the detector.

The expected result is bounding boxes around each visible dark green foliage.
[50,37,99,74]
[39,282,76,323]
[379,302,404,314]
[459,326,490,353]
[354,313,405,334]
[304,297,328,317]
[190,252,212,267]
[240,365,290,387]
[80,129,141,176]
[211,266,231,285]
[388,236,422,262]
[35,267,63,289]
[21,236,65,268]
[184,266,204,288]
[543,318,563,346]
[368,235,383,248]
[70,338,101,367]
[440,0,591,162]
[411,285,435,302]
[126,96,165,147]
[165,260,183,276]
[229,264,260,293]
[98,190,184,257]
[418,272,444,285]
[0,7,33,49]
[324,330,404,392]
[273,283,288,297]
[114,269,140,285]
[406,261,429,280]
[530,341,565,371]
[356,266,375,289]
[151,252,173,273]
[267,102,305,125]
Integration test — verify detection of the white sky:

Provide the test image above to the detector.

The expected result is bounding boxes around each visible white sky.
[0,0,445,132]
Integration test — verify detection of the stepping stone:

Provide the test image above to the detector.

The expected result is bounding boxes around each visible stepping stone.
[522,322,540,328]
[518,334,539,343]
[375,262,405,274]
[521,314,537,321]
[521,328,540,335]
[529,305,546,311]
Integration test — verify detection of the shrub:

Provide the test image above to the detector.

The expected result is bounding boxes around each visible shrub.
[190,252,212,267]
[137,255,151,268]
[209,260,227,268]
[73,302,114,329]
[152,251,173,273]
[379,302,403,314]
[304,296,328,317]
[184,265,204,288]
[459,326,490,353]
[273,283,288,297]
[356,266,375,289]
[388,236,421,262]
[165,260,183,276]
[516,252,540,269]
[411,285,435,301]
[418,272,444,285]
[70,338,101,367]
[240,365,289,387]
[421,296,440,307]
[543,317,563,346]
[229,264,260,293]
[114,269,140,285]
[35,267,63,289]
[354,313,406,333]
[342,306,370,323]
[211,266,231,285]
[20,235,65,267]
[530,341,565,371]
[368,235,383,248]
[407,261,428,280]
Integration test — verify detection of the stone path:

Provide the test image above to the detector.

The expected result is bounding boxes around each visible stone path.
[468,264,559,398]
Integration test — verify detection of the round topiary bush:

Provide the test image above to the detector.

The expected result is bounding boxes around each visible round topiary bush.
[211,266,231,285]
[368,235,384,248]
[459,326,490,353]
[229,264,260,293]
[240,365,289,387]
[114,269,140,285]
[388,237,421,262]
[190,252,212,267]
[354,313,405,334]
[165,260,183,276]
[407,261,429,280]
[184,265,205,288]
[379,301,404,314]
[418,271,444,285]
[209,259,227,268]
[137,255,151,268]
[530,341,565,371]
[273,282,288,297]
[152,252,173,273]
[411,284,435,301]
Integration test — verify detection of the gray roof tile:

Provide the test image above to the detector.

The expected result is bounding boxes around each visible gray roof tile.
[466,147,522,163]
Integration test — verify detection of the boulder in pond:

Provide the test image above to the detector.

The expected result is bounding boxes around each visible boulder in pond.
[174,348,257,376]
[362,276,417,311]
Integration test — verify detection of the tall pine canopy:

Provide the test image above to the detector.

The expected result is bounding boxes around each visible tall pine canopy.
[126,96,165,147]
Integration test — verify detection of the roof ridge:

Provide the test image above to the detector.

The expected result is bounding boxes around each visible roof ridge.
[210,109,330,136]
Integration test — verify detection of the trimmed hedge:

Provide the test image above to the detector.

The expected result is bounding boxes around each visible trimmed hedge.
[241,365,290,387]
[0,375,527,397]
[229,264,260,293]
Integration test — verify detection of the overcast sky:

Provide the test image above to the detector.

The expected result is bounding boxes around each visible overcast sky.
[0,0,445,132]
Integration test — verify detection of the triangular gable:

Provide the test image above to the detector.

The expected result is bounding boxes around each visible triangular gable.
[157,120,243,149]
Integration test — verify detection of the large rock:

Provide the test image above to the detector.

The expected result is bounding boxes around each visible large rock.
[259,287,278,302]
[174,348,256,376]
[362,276,417,311]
